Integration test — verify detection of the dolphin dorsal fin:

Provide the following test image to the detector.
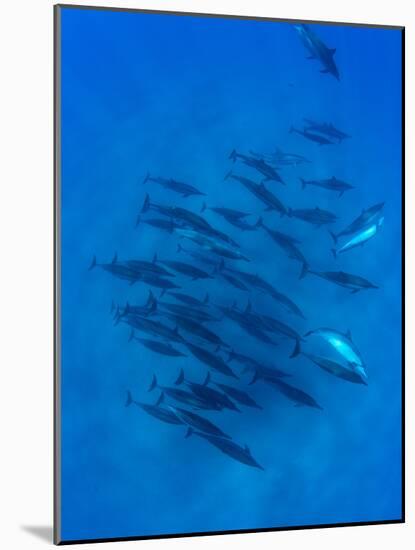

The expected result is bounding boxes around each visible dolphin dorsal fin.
[175,368,185,385]
[152,253,158,264]
[111,252,118,264]
[346,329,353,341]
[330,48,336,55]
[203,371,211,386]
[244,444,251,455]
[155,392,164,406]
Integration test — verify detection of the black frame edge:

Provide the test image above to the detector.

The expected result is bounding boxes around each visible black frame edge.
[53,3,62,546]
[55,3,405,30]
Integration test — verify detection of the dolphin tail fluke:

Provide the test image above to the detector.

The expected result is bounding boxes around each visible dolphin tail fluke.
[290,339,301,359]
[125,390,134,407]
[128,329,135,343]
[329,230,338,244]
[299,262,309,280]
[300,177,307,190]
[203,293,209,305]
[185,427,194,439]
[148,374,157,392]
[175,368,185,385]
[142,172,150,185]
[201,202,207,213]
[176,243,183,254]
[255,216,263,228]
[224,170,233,181]
[141,193,150,213]
[88,255,97,270]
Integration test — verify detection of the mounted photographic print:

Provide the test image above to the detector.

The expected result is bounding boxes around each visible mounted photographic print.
[54,4,404,545]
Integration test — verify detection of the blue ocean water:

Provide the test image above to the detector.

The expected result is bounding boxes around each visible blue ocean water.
[59,7,402,542]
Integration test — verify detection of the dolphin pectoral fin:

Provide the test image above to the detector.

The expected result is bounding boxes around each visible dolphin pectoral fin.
[329,48,336,55]
[350,288,360,294]
[346,329,353,341]
[185,427,194,438]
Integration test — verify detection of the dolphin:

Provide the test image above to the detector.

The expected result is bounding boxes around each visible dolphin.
[302,268,379,293]
[156,259,213,280]
[288,206,338,227]
[142,172,205,198]
[134,272,181,294]
[88,254,140,284]
[124,316,185,344]
[136,217,182,233]
[227,349,289,381]
[290,125,335,145]
[303,119,350,142]
[225,216,263,231]
[300,176,354,197]
[166,314,230,349]
[212,380,262,409]
[186,428,264,470]
[169,405,231,439]
[217,261,305,318]
[151,295,220,323]
[229,149,285,185]
[127,254,174,277]
[301,352,367,384]
[294,24,340,80]
[220,272,250,291]
[250,148,311,167]
[331,217,384,257]
[125,391,183,425]
[304,327,367,382]
[130,335,186,357]
[258,220,309,278]
[168,291,210,308]
[148,374,220,410]
[201,203,250,220]
[185,342,238,378]
[175,228,248,261]
[267,378,323,410]
[330,203,385,243]
[225,171,287,216]
[241,301,303,358]
[176,244,220,267]
[175,370,240,412]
